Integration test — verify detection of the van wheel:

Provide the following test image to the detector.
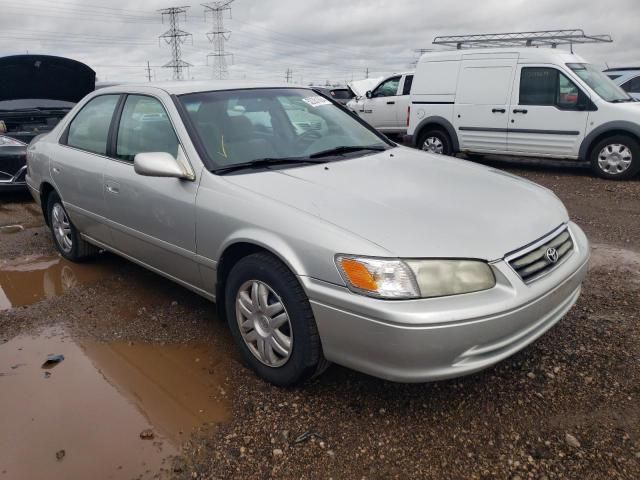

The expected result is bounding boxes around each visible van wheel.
[418,129,452,156]
[590,135,640,180]
[224,252,329,387]
[47,192,97,262]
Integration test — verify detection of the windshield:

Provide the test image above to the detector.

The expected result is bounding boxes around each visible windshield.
[567,63,632,102]
[178,88,389,171]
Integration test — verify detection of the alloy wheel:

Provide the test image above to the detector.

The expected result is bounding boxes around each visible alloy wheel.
[51,203,73,253]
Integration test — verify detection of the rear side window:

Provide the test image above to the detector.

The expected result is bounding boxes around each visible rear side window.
[519,67,582,108]
[402,75,414,96]
[116,95,179,162]
[331,89,353,100]
[621,76,640,93]
[66,95,119,155]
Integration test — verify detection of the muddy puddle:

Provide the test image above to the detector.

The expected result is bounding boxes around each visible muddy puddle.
[0,328,230,479]
[0,255,113,311]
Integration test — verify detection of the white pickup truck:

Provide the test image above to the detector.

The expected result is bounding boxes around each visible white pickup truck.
[346,72,414,135]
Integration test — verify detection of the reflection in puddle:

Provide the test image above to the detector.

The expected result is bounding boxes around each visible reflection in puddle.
[0,329,230,479]
[0,256,112,311]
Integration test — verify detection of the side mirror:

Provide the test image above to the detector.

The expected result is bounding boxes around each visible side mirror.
[365,90,373,99]
[134,152,190,179]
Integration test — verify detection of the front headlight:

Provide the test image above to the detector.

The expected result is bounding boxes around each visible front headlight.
[0,136,27,147]
[336,256,495,299]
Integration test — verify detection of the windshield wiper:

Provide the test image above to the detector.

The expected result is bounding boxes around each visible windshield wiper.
[214,157,328,175]
[309,145,387,159]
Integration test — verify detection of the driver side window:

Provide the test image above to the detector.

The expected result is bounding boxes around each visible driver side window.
[373,77,401,98]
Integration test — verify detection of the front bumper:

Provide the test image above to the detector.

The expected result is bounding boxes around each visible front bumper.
[302,222,590,382]
[0,146,27,189]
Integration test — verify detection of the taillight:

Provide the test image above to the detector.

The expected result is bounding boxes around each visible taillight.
[406,106,411,127]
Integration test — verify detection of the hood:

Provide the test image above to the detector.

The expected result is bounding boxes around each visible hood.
[224,149,569,260]
[347,77,383,97]
[0,55,95,103]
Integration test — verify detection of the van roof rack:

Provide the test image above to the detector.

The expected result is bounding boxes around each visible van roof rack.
[432,29,613,50]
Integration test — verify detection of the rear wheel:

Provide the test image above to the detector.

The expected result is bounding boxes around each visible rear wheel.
[418,128,452,156]
[47,192,97,262]
[224,252,328,386]
[590,135,640,180]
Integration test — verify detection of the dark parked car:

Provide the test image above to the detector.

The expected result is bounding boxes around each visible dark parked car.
[312,86,355,106]
[0,55,95,190]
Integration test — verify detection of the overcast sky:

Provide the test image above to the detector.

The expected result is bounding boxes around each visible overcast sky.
[1,0,638,85]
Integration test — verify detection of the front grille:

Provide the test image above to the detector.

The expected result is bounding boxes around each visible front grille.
[0,152,27,176]
[507,227,574,283]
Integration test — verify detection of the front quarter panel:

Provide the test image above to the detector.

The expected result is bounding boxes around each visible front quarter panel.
[195,171,391,293]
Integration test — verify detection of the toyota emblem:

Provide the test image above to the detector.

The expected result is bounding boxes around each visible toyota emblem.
[545,247,559,264]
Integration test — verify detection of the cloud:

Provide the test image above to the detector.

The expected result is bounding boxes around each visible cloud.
[1,0,638,84]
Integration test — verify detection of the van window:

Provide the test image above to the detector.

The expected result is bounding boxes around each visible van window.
[519,68,582,108]
[402,75,414,96]
[372,77,400,98]
[457,66,513,104]
[66,95,120,155]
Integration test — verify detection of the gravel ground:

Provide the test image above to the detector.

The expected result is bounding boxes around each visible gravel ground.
[1,161,639,480]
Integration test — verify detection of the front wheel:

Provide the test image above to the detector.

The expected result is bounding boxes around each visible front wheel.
[224,253,328,386]
[418,129,452,156]
[590,135,640,180]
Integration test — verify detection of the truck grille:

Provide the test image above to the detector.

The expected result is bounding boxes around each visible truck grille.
[507,227,574,283]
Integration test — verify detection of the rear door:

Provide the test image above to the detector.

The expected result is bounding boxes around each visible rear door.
[54,94,121,242]
[362,76,402,131]
[102,93,202,288]
[454,58,516,153]
[507,66,590,158]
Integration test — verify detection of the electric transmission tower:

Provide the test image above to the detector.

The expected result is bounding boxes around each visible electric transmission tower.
[158,6,193,80]
[203,1,234,80]
[285,68,293,83]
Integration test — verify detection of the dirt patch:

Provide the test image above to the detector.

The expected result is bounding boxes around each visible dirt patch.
[0,327,230,480]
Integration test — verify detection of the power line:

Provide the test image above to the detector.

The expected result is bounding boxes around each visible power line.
[158,6,193,81]
[203,1,234,80]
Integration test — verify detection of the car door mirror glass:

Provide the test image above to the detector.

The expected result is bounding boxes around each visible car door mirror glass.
[365,90,372,99]
[134,151,189,179]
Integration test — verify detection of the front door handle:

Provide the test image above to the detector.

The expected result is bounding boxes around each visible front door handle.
[492,108,506,113]
[52,166,61,175]
[513,109,529,114]
[387,101,396,105]
[105,183,120,195]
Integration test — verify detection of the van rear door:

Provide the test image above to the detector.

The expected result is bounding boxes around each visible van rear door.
[454,55,517,154]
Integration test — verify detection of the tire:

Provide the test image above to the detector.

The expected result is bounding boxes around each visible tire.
[418,128,452,156]
[224,252,328,386]
[46,192,97,262]
[589,134,640,180]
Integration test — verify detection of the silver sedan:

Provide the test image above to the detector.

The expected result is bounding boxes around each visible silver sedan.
[25,81,590,386]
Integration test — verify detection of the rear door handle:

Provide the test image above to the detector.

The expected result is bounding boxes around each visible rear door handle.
[513,109,529,114]
[105,183,120,195]
[52,166,61,175]
[387,101,396,105]
[492,108,506,113]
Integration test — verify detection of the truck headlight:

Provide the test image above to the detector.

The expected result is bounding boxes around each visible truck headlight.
[0,136,27,147]
[336,256,495,299]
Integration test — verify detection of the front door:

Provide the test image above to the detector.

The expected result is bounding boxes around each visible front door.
[454,59,516,153]
[102,94,202,288]
[362,76,401,130]
[507,66,590,158]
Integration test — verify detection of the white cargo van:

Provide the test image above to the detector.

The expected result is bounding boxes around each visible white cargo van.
[347,72,414,134]
[406,49,640,179]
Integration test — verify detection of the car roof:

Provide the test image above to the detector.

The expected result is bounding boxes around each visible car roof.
[95,80,306,96]
[417,47,587,65]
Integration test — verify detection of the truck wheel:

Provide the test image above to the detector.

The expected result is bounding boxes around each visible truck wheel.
[224,252,329,386]
[418,129,452,156]
[590,135,640,180]
[47,192,97,262]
